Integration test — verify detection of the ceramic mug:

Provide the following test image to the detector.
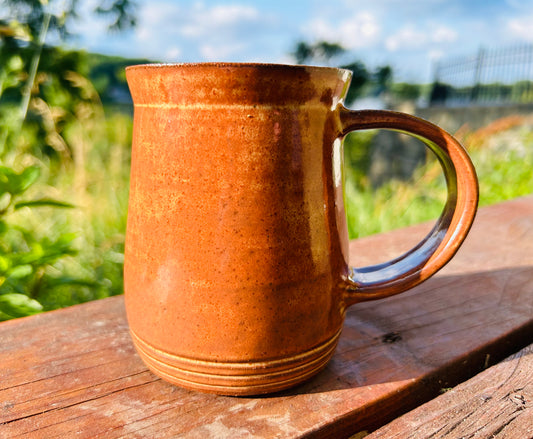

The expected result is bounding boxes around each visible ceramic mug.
[124,63,478,395]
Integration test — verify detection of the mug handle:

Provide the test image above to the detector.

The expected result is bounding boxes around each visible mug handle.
[338,108,479,304]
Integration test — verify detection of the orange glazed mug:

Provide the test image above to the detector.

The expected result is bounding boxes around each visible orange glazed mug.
[124,63,478,395]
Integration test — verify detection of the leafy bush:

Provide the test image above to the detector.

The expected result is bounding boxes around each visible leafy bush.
[0,165,79,319]
[0,15,132,320]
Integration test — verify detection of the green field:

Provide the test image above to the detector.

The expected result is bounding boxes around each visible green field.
[344,122,533,239]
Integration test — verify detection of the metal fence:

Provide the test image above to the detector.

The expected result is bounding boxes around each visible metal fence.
[429,44,533,107]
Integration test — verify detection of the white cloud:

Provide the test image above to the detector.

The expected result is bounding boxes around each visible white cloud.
[165,46,182,60]
[131,1,274,61]
[507,15,533,41]
[432,25,458,44]
[200,42,246,59]
[177,4,260,38]
[135,2,180,41]
[207,4,260,27]
[428,49,445,61]
[385,23,457,52]
[385,26,426,52]
[304,11,380,50]
[68,0,109,45]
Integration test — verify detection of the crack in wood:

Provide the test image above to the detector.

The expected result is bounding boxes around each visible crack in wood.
[0,371,158,427]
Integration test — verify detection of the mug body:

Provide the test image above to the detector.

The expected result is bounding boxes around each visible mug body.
[124,63,353,395]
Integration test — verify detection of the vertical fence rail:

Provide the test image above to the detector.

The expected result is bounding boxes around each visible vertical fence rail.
[430,44,533,107]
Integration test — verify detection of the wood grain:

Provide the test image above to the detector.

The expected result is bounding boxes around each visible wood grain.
[367,343,533,438]
[1,196,533,438]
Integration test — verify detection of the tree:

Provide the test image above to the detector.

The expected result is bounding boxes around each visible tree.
[293,42,314,65]
[0,0,138,156]
[291,40,369,104]
[2,0,137,39]
[95,0,138,31]
[392,82,422,102]
[291,40,346,66]
[373,65,393,95]
[312,41,345,64]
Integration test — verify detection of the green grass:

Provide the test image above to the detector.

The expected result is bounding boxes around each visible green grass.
[344,124,533,239]
[1,109,131,316]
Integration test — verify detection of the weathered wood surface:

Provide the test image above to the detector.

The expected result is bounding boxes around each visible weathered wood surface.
[367,343,533,438]
[1,196,533,438]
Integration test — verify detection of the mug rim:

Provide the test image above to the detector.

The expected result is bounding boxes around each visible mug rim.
[125,62,352,76]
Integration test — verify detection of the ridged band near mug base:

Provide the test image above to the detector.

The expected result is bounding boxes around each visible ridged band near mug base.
[129,329,342,396]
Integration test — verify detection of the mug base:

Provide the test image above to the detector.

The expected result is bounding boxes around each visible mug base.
[129,328,342,396]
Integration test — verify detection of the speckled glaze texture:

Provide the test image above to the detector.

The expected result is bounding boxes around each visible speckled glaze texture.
[124,63,478,395]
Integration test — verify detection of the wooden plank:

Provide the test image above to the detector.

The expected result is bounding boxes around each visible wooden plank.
[1,196,533,438]
[366,343,533,438]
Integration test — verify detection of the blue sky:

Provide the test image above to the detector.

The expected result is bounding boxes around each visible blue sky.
[72,0,533,82]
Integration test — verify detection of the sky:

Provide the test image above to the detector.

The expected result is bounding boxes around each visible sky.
[68,0,533,82]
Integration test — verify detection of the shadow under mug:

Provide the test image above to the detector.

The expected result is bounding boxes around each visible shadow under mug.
[124,63,478,396]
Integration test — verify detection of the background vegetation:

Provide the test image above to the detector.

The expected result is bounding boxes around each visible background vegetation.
[0,0,136,319]
[0,1,531,320]
[343,125,533,238]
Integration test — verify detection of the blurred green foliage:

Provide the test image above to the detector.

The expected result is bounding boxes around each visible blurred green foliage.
[0,165,79,319]
[343,124,533,239]
[0,0,136,320]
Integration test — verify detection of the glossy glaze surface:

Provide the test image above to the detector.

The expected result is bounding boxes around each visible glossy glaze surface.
[124,63,478,395]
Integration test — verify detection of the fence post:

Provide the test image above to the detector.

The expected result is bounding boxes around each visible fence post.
[471,47,485,103]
